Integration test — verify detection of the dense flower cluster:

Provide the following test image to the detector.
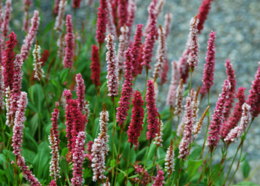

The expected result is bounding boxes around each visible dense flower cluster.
[96,0,108,45]
[106,0,117,37]
[179,97,193,160]
[154,119,163,147]
[141,1,158,70]
[21,10,40,63]
[187,15,200,71]
[133,165,150,185]
[247,63,260,117]
[63,15,74,69]
[54,0,67,31]
[207,79,230,152]
[224,103,251,144]
[32,43,45,80]
[22,0,32,32]
[71,131,86,186]
[99,103,109,155]
[40,50,50,67]
[146,80,159,141]
[153,26,166,81]
[152,170,164,186]
[48,128,61,181]
[131,24,143,77]
[116,48,133,126]
[193,106,210,138]
[127,0,136,38]
[3,32,17,90]
[2,0,12,37]
[90,45,101,88]
[51,102,60,147]
[174,79,184,117]
[223,59,236,120]
[221,87,246,139]
[165,140,174,176]
[179,45,190,84]
[117,25,129,72]
[105,34,119,97]
[53,0,61,15]
[197,0,212,33]
[127,90,144,146]
[76,73,85,111]
[163,12,172,38]
[118,0,128,29]
[201,30,216,94]
[0,66,4,110]
[167,61,180,108]
[160,59,169,86]
[72,0,82,8]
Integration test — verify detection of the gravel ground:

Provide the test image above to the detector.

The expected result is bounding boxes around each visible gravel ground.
[11,0,260,184]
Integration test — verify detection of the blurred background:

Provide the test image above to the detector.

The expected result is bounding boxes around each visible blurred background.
[10,0,260,184]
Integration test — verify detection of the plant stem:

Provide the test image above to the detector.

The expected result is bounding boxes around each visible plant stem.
[208,151,213,183]
[149,146,159,182]
[111,100,116,186]
[245,163,260,181]
[114,129,123,184]
[40,80,50,115]
[143,67,149,100]
[137,143,151,186]
[222,140,243,186]
[126,146,132,184]
[228,143,243,186]
[0,112,5,149]
[199,92,210,159]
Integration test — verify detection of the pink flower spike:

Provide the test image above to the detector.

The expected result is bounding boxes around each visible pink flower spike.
[178,96,193,161]
[72,0,82,9]
[49,180,57,186]
[2,0,12,37]
[99,103,110,155]
[197,0,213,34]
[152,169,165,186]
[224,103,251,145]
[23,12,29,33]
[106,0,117,37]
[146,80,159,141]
[174,79,184,118]
[221,87,246,139]
[201,30,216,94]
[167,61,180,108]
[0,66,4,110]
[223,59,236,120]
[153,25,166,81]
[127,90,144,147]
[20,10,40,63]
[117,25,129,73]
[163,12,172,38]
[71,131,86,186]
[179,45,190,84]
[160,58,169,86]
[247,62,260,117]
[116,48,133,127]
[51,102,60,147]
[207,79,230,152]
[12,92,41,185]
[118,0,128,29]
[76,73,85,111]
[165,140,174,176]
[141,1,158,70]
[131,24,143,77]
[96,0,108,45]
[105,34,119,97]
[63,15,74,69]
[53,0,61,15]
[187,15,200,71]
[126,0,136,38]
[54,0,67,32]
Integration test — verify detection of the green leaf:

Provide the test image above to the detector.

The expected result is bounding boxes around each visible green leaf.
[32,142,50,178]
[210,164,221,183]
[187,147,202,161]
[157,146,166,160]
[117,168,127,176]
[0,154,6,166]
[233,181,259,186]
[187,159,203,181]
[23,128,38,153]
[110,159,116,168]
[93,118,100,139]
[148,143,157,160]
[126,180,133,186]
[21,148,36,164]
[120,143,130,169]
[241,159,250,178]
[240,153,247,162]
[60,157,69,179]
[60,68,70,84]
[43,20,54,35]
[31,84,45,112]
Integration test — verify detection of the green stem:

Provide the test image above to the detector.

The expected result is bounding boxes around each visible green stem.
[199,92,210,159]
[111,100,116,186]
[114,130,123,184]
[126,146,132,184]
[143,68,149,100]
[149,146,159,182]
[137,143,151,186]
[194,151,210,186]
[228,143,243,186]
[0,112,5,149]
[223,140,243,186]
[209,151,213,183]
